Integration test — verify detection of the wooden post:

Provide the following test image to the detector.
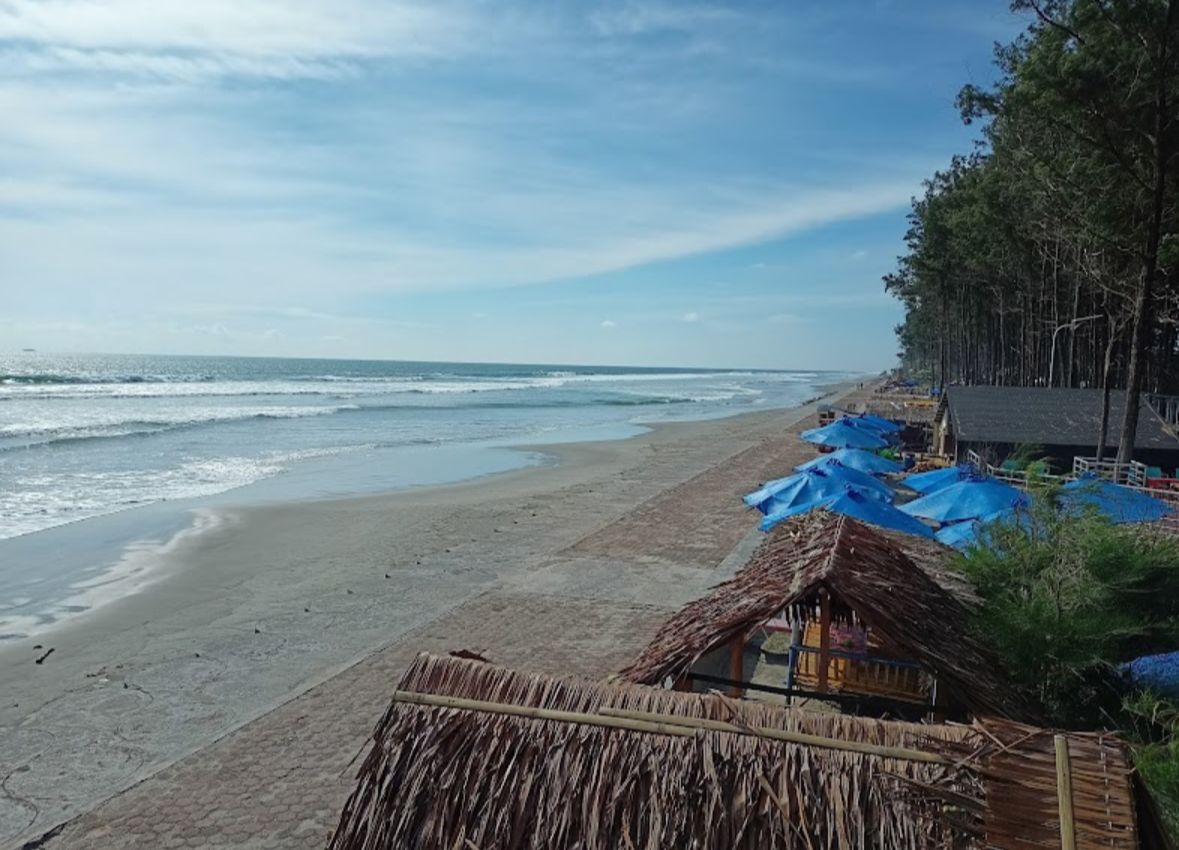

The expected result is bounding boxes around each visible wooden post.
[1054,734,1076,850]
[817,590,831,693]
[729,635,745,698]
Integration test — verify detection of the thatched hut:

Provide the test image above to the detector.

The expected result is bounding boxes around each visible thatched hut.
[328,653,1165,850]
[620,512,1027,720]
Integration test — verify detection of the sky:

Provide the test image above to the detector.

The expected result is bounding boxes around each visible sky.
[0,0,1026,370]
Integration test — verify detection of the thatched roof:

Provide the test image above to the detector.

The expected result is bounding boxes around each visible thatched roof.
[620,512,1029,720]
[328,653,1154,850]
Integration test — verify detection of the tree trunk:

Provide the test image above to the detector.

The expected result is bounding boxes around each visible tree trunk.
[1116,0,1175,463]
[1096,318,1119,463]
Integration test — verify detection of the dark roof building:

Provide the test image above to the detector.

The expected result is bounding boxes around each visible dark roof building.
[937,386,1179,467]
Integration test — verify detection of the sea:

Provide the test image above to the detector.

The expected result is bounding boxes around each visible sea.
[0,353,851,637]
[0,353,852,541]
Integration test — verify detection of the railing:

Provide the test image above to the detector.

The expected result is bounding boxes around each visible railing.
[1072,457,1149,487]
[962,451,1179,534]
[1147,393,1179,428]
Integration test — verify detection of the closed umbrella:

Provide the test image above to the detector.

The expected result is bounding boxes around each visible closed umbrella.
[761,486,935,538]
[901,478,1029,524]
[1058,473,1173,524]
[902,464,975,495]
[795,449,903,477]
[799,418,889,450]
[743,465,892,515]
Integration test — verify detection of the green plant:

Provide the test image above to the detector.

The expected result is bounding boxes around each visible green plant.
[1125,693,1179,839]
[954,495,1179,727]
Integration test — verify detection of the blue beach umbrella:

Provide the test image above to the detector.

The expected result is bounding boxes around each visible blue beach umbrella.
[934,519,981,551]
[901,464,975,495]
[796,449,903,477]
[799,418,889,450]
[900,478,1029,524]
[1058,474,1173,524]
[854,414,903,433]
[743,465,892,515]
[934,508,1027,550]
[761,487,935,538]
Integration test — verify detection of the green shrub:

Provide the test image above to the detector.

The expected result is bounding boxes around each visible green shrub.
[954,495,1179,727]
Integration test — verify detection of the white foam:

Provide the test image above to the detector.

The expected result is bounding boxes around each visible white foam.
[0,446,368,540]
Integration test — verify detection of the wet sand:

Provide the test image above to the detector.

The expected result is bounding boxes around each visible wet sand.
[0,382,861,848]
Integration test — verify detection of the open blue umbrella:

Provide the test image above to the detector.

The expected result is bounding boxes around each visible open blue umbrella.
[934,519,980,550]
[1058,473,1173,524]
[743,465,892,515]
[854,413,903,433]
[796,449,903,477]
[799,418,889,450]
[902,464,976,495]
[761,486,935,538]
[901,478,1029,524]
[933,508,1023,550]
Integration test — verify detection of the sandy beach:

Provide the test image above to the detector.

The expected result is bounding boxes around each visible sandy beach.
[0,382,859,849]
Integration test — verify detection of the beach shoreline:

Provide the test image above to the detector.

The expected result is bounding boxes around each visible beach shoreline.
[0,380,859,849]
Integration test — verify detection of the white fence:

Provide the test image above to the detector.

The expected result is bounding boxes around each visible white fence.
[962,450,1179,534]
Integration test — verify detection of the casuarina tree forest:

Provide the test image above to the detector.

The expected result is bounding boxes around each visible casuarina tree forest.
[887,0,1179,463]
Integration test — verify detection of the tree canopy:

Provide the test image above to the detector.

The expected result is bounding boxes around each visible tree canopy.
[889,0,1179,460]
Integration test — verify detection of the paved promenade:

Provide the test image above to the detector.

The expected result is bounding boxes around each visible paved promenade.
[21,388,868,849]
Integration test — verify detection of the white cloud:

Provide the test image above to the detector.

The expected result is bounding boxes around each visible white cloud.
[0,0,468,80]
[589,3,740,37]
[0,0,930,363]
[682,311,700,322]
[600,319,618,329]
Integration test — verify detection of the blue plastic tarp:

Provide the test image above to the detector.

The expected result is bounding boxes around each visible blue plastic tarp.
[744,465,892,515]
[761,486,935,538]
[1123,651,1179,699]
[900,478,1030,523]
[799,418,889,450]
[902,464,975,495]
[1058,474,1173,524]
[796,449,903,477]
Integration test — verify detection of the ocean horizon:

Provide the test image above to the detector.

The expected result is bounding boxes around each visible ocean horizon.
[0,352,853,541]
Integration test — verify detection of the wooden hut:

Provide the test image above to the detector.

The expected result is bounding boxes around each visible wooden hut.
[620,512,1027,721]
[328,653,1167,850]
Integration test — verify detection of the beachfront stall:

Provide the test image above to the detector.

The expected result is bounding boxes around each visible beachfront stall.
[621,512,1026,722]
[328,652,1168,850]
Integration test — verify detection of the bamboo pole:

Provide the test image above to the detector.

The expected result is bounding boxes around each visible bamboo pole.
[597,706,950,764]
[393,690,953,763]
[818,589,831,693]
[729,636,745,698]
[392,691,695,738]
[1054,734,1076,850]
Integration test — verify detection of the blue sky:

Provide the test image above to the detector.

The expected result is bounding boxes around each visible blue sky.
[0,0,1024,370]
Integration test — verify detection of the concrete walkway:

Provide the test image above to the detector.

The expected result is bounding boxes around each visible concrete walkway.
[18,389,865,849]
